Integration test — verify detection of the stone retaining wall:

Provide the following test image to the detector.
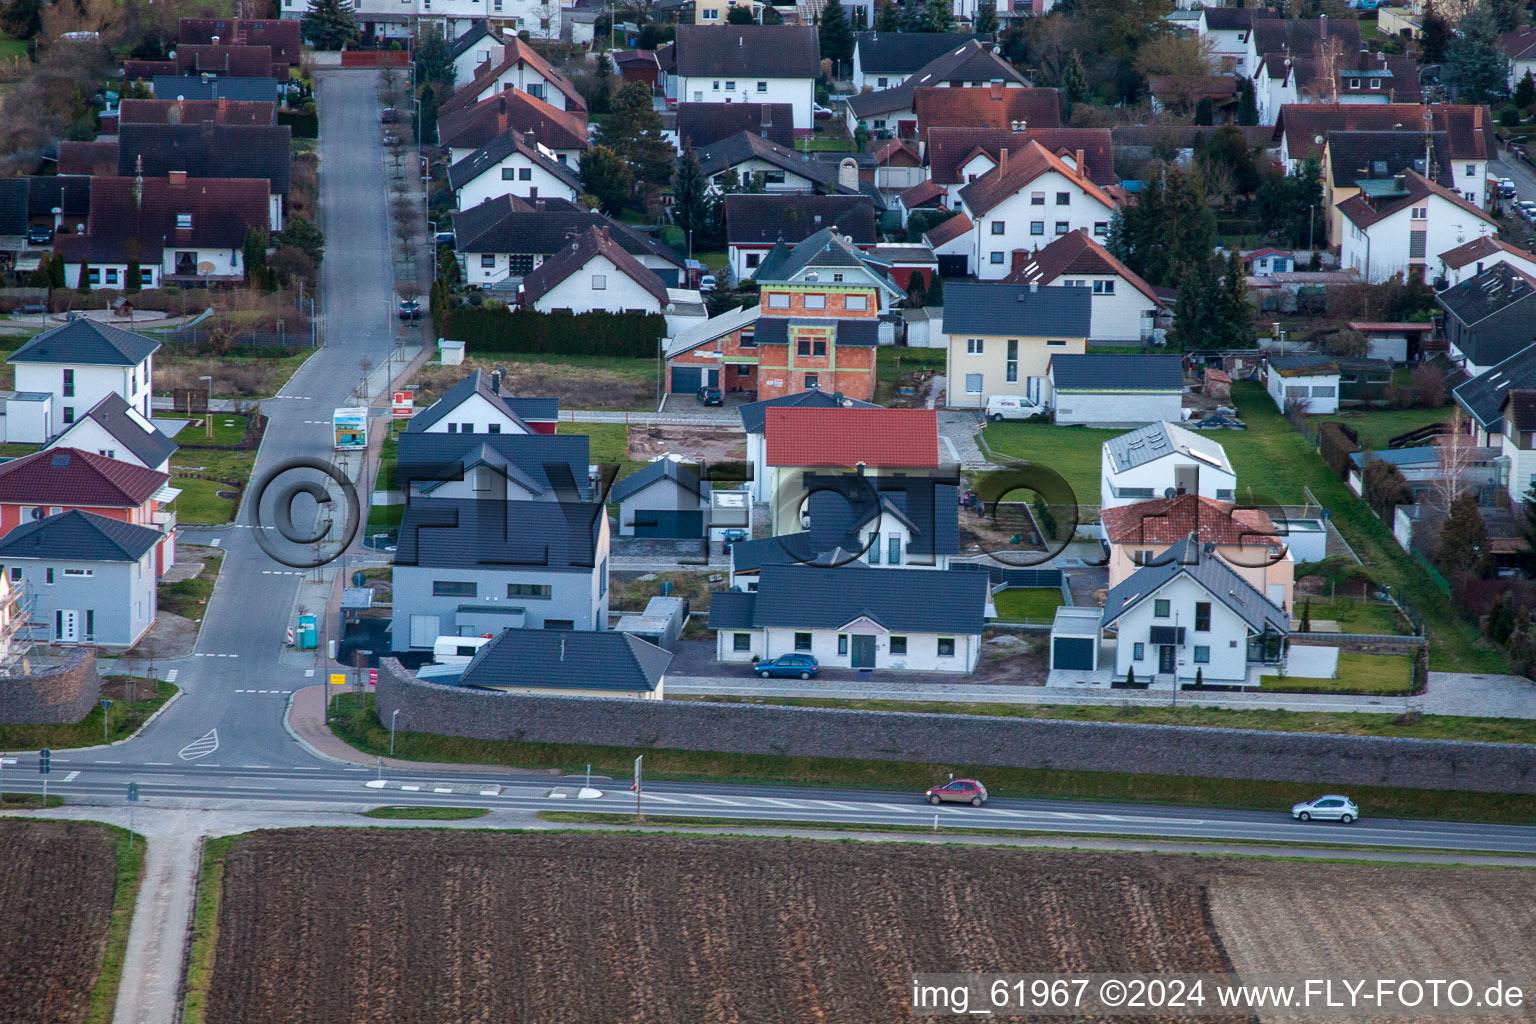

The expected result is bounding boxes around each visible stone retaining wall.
[0,651,102,724]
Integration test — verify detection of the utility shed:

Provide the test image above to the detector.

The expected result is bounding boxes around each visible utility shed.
[1049,606,1101,672]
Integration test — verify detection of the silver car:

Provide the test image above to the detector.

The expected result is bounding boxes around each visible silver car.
[1291,795,1359,823]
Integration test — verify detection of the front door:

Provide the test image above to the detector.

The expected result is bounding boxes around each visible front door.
[851,634,876,668]
[56,609,79,642]
[1158,644,1175,674]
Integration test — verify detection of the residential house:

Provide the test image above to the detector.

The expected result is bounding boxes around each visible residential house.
[763,405,939,534]
[1246,15,1362,107]
[1265,354,1342,414]
[1502,26,1536,92]
[1436,262,1536,375]
[447,20,509,85]
[7,319,157,426]
[673,26,820,132]
[448,627,670,699]
[674,102,795,151]
[1322,129,1454,246]
[406,369,558,436]
[394,431,591,503]
[1147,76,1237,118]
[391,497,610,649]
[1048,354,1185,427]
[1004,229,1162,342]
[1196,6,1277,76]
[955,141,1121,280]
[452,197,684,289]
[1255,50,1420,125]
[148,75,280,105]
[113,98,276,127]
[694,131,872,198]
[517,227,671,314]
[1241,248,1298,276]
[738,388,880,502]
[1348,445,1502,501]
[57,140,120,177]
[436,37,585,117]
[1110,124,1279,170]
[926,127,1116,205]
[437,90,589,166]
[0,510,161,646]
[1100,494,1293,611]
[114,122,291,230]
[608,459,712,538]
[448,129,583,209]
[57,173,272,289]
[709,564,989,672]
[667,229,900,402]
[123,43,287,82]
[842,41,1032,139]
[1453,336,1536,446]
[177,18,303,65]
[1099,535,1290,686]
[1437,236,1536,290]
[912,85,1062,152]
[614,50,660,89]
[21,175,91,241]
[1343,321,1435,364]
[850,31,987,92]
[1100,420,1236,511]
[800,142,926,192]
[722,193,877,279]
[943,280,1092,409]
[0,448,176,575]
[46,393,178,473]
[923,209,975,276]
[1499,390,1536,505]
[1338,169,1496,284]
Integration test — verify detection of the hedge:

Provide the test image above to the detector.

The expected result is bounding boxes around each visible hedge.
[441,308,667,358]
[1318,420,1361,480]
[278,109,319,139]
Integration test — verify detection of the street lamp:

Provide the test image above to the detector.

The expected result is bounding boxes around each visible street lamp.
[390,708,400,755]
[100,699,113,742]
[198,375,213,440]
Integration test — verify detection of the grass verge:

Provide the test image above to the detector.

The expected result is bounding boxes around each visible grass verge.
[559,421,646,479]
[329,693,1536,824]
[170,449,255,524]
[160,548,225,621]
[157,415,248,447]
[1265,652,1416,694]
[0,680,177,750]
[360,805,489,819]
[85,825,148,1024]
[180,834,238,1024]
[0,793,64,808]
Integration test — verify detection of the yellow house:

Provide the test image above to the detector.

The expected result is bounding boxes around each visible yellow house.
[1101,495,1295,612]
[942,281,1092,410]
[695,0,733,23]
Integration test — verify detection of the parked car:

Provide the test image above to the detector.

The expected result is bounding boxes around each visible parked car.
[813,103,835,119]
[397,299,421,320]
[380,107,400,123]
[926,778,988,807]
[382,130,400,146]
[697,385,723,406]
[1520,200,1536,219]
[1291,795,1358,823]
[1498,178,1518,198]
[985,395,1040,422]
[699,274,717,292]
[754,653,819,679]
[434,231,456,247]
[26,225,53,245]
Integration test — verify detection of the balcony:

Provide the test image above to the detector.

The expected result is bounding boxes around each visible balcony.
[153,508,177,534]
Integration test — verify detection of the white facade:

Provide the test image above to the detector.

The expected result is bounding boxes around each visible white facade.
[1052,387,1182,428]
[715,623,981,672]
[1054,276,1158,342]
[453,55,575,108]
[452,34,503,84]
[1199,15,1256,76]
[1109,572,1268,685]
[15,358,154,429]
[962,171,1116,280]
[1266,368,1340,415]
[527,254,664,314]
[1439,246,1536,289]
[448,141,581,168]
[676,75,815,131]
[48,415,171,473]
[0,394,52,444]
[416,392,534,434]
[340,3,562,44]
[454,151,580,210]
[706,158,821,196]
[1340,192,1496,284]
[1099,444,1236,511]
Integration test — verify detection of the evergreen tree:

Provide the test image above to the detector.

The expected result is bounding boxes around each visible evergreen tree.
[1255,159,1322,249]
[1061,49,1088,114]
[819,0,853,74]
[125,258,141,294]
[1436,490,1492,583]
[975,0,997,34]
[1118,166,1216,289]
[48,251,64,289]
[1445,0,1509,103]
[1419,0,1451,64]
[77,261,92,294]
[875,0,899,30]
[762,5,783,22]
[1299,597,1311,633]
[673,144,709,247]
[302,0,358,50]
[1518,70,1536,110]
[925,270,944,306]
[1194,96,1214,126]
[580,144,634,216]
[418,83,440,145]
[1520,482,1536,576]
[906,271,927,308]
[1487,590,1516,645]
[242,227,269,286]
[1169,257,1218,350]
[728,6,754,22]
[414,23,456,88]
[922,0,954,32]
[1488,0,1525,32]
[1236,77,1258,126]
[1219,249,1252,347]
[598,81,674,187]
[278,216,326,266]
[0,0,41,40]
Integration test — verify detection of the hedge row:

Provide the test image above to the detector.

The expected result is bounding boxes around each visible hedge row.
[278,110,319,139]
[441,308,667,358]
[1318,420,1361,480]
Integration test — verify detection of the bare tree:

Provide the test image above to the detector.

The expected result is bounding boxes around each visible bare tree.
[396,279,422,303]
[1429,407,1476,518]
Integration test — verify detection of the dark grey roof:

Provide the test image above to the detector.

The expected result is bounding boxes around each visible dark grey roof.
[115,122,292,194]
[708,563,989,634]
[696,133,891,210]
[723,193,876,246]
[452,198,680,267]
[447,129,582,193]
[1326,130,1453,189]
[853,32,987,75]
[1050,354,1184,391]
[69,393,179,467]
[753,227,897,290]
[1103,421,1233,474]
[0,180,27,235]
[802,475,959,560]
[754,317,881,348]
[26,175,91,218]
[394,496,604,573]
[1100,536,1289,635]
[396,431,591,497]
[708,589,759,630]
[674,25,820,78]
[607,458,708,505]
[676,102,795,150]
[408,370,536,433]
[1438,262,1536,326]
[0,508,162,562]
[942,282,1092,337]
[150,75,280,104]
[738,388,879,434]
[845,40,1027,118]
[459,627,669,692]
[8,319,160,366]
[1453,343,1536,431]
[450,19,503,61]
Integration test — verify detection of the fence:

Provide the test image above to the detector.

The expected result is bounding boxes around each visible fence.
[162,328,313,350]
[340,49,411,67]
[951,564,1062,588]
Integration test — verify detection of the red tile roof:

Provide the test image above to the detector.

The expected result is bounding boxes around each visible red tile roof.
[1101,494,1282,548]
[1437,235,1536,270]
[765,407,939,468]
[1003,229,1161,304]
[0,447,168,507]
[956,140,1117,218]
[437,88,589,154]
[922,210,972,248]
[441,38,586,117]
[912,86,1061,146]
[926,127,1115,186]
[1277,103,1490,162]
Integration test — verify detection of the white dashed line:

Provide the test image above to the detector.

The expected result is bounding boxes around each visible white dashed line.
[61,771,81,781]
[166,670,178,682]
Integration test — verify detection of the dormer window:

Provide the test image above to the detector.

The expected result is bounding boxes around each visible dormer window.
[1369,78,1381,89]
[1348,78,1361,89]
[176,213,192,229]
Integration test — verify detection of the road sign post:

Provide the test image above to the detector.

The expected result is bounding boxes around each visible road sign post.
[39,748,50,806]
[100,699,113,743]
[127,782,139,848]
[633,755,643,824]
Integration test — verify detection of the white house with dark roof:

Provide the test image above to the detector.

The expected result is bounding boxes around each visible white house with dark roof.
[1265,354,1342,415]
[1100,421,1236,511]
[608,459,712,538]
[47,393,178,473]
[517,226,671,315]
[448,130,582,211]
[1005,229,1163,343]
[450,627,670,699]
[1338,169,1497,285]
[406,369,558,436]
[673,26,820,132]
[1048,354,1185,427]
[7,319,158,430]
[850,31,989,92]
[842,40,1030,138]
[452,197,683,290]
[1436,236,1536,290]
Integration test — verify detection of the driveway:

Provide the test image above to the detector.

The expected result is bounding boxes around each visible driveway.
[938,409,989,469]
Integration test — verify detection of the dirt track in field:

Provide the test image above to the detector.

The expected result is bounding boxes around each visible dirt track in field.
[0,821,119,1024]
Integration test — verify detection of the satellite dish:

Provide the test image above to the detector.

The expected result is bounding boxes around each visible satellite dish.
[30,507,46,521]
[351,570,367,587]
[1163,487,1178,499]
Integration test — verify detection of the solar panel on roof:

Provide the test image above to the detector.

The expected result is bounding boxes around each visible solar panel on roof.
[50,454,69,467]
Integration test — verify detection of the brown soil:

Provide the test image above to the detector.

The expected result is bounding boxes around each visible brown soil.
[412,357,654,410]
[628,425,746,465]
[0,821,119,1024]
[204,833,1239,1024]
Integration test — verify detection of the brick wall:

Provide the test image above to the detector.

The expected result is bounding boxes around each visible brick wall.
[0,651,102,724]
[376,658,1536,795]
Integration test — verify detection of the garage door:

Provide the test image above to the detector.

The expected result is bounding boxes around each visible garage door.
[631,509,706,538]
[671,366,702,393]
[1052,636,1094,671]
[409,614,441,649]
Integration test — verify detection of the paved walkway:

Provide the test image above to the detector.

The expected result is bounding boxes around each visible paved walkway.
[937,409,990,469]
[111,819,202,1024]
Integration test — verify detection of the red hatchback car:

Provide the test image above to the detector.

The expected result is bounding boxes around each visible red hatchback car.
[926,779,988,807]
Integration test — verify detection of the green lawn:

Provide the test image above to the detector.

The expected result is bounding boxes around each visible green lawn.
[1317,407,1450,451]
[0,679,176,750]
[1295,597,1411,635]
[160,549,224,621]
[169,477,239,525]
[169,449,255,524]
[984,382,1505,672]
[181,834,237,1024]
[795,135,857,152]
[1266,652,1416,694]
[158,415,248,447]
[360,805,488,819]
[375,432,398,491]
[876,346,946,405]
[366,503,405,534]
[0,443,38,458]
[692,250,729,275]
[0,32,26,60]
[88,824,147,1024]
[991,587,1065,621]
[557,421,647,480]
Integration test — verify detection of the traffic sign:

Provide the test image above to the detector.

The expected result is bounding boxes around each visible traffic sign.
[127,782,139,802]
[391,391,414,419]
[38,748,50,775]
[329,673,346,686]
[368,668,378,686]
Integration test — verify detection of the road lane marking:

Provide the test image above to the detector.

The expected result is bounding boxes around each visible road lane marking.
[178,729,219,760]
[146,762,173,766]
[433,787,452,793]
[61,771,80,782]
[242,764,271,769]
[291,767,321,771]
[689,795,747,806]
[93,760,121,764]
[400,784,420,791]
[166,670,178,682]
[632,794,684,803]
[304,670,315,677]
[754,798,809,808]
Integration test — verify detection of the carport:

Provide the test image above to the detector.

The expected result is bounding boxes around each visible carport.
[1049,606,1102,672]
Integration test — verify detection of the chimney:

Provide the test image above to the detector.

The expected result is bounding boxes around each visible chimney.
[1075,148,1085,173]
[169,169,188,186]
[989,81,1003,100]
[1029,281,1039,293]
[217,96,227,113]
[998,147,1007,176]
[491,367,504,392]
[559,637,565,661]
[1393,172,1406,191]
[497,111,507,134]
[838,157,858,191]
[168,101,182,125]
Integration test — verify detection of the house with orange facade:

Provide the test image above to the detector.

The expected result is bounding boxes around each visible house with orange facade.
[663,228,901,401]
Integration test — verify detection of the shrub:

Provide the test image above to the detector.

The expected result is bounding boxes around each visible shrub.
[442,307,666,358]
[1318,421,1360,479]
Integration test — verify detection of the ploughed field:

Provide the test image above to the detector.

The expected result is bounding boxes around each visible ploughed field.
[0,821,120,1024]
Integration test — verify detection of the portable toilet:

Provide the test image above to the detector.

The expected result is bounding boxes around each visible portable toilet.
[296,613,318,650]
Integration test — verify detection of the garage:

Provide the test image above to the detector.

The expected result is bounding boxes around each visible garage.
[669,366,718,394]
[1049,606,1102,672]
[610,459,711,538]
[630,509,706,538]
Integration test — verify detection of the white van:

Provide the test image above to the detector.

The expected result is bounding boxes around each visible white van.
[432,635,492,665]
[985,395,1040,422]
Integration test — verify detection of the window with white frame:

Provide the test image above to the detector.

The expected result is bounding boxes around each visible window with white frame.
[965,373,983,394]
[592,274,607,289]
[966,338,984,355]
[803,293,826,309]
[1030,221,1044,235]
[1093,279,1115,295]
[768,292,790,308]
[844,294,867,310]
